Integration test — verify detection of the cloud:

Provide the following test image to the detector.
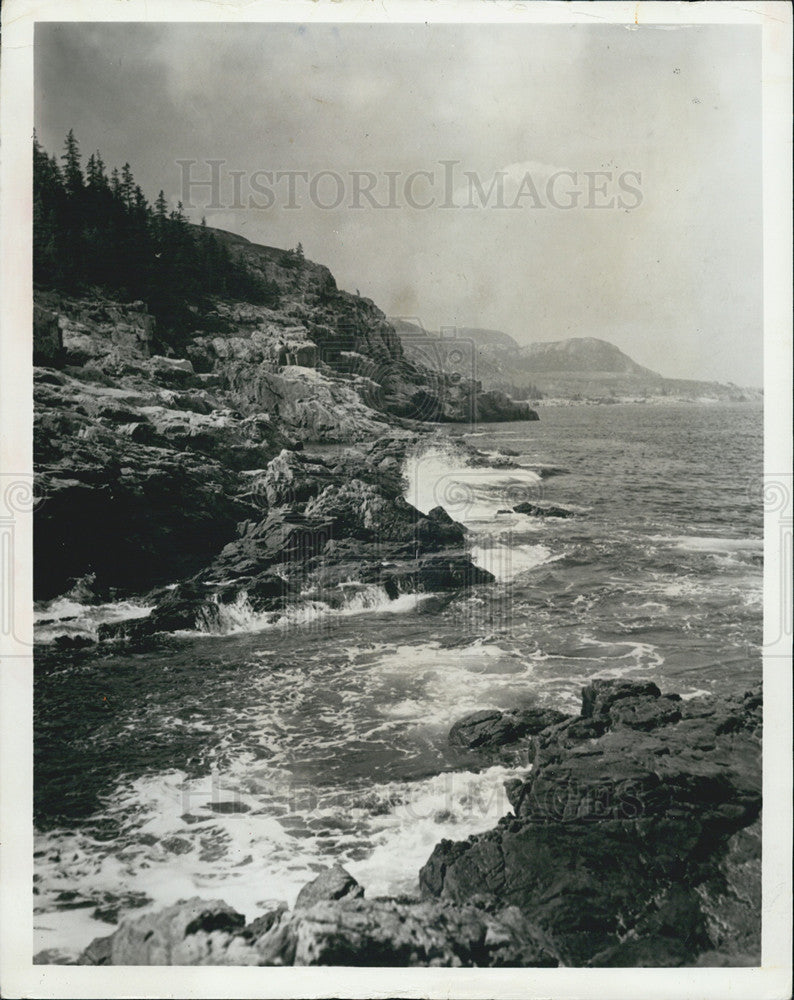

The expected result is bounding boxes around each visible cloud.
[34,22,763,384]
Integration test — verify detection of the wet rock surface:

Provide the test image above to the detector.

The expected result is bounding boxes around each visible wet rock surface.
[448,707,571,750]
[512,501,575,518]
[422,680,762,966]
[294,864,365,910]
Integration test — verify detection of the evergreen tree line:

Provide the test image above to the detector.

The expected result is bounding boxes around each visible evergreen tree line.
[34,130,279,348]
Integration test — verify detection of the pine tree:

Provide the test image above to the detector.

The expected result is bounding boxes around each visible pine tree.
[61,129,83,197]
[120,163,135,210]
[85,153,98,189]
[133,185,148,216]
[154,190,168,220]
[94,152,109,191]
[33,133,275,344]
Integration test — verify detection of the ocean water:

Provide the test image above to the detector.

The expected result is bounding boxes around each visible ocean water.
[33,402,763,959]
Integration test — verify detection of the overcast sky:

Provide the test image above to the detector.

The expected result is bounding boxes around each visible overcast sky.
[35,22,762,385]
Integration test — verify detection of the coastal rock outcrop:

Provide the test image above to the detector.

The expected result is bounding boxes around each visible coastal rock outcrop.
[92,432,487,641]
[33,361,293,599]
[31,279,496,605]
[421,680,762,966]
[448,706,571,750]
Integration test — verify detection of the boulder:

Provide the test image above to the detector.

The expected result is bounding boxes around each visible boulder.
[294,865,364,910]
[146,355,195,383]
[513,502,574,518]
[475,390,539,422]
[305,480,420,544]
[262,449,339,507]
[285,898,557,967]
[380,553,495,595]
[100,898,250,966]
[77,934,113,965]
[216,512,335,575]
[416,506,466,551]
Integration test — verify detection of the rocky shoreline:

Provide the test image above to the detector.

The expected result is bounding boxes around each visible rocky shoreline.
[71,678,761,967]
[34,239,760,968]
[34,235,534,614]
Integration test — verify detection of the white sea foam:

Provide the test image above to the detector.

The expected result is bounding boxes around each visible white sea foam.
[402,441,557,583]
[34,756,523,958]
[469,541,556,582]
[648,534,762,555]
[181,585,435,638]
[404,443,542,522]
[34,597,153,642]
[365,638,535,729]
[345,765,520,898]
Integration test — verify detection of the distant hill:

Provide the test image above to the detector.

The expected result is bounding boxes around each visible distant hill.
[458,327,521,352]
[394,325,760,404]
[519,337,658,377]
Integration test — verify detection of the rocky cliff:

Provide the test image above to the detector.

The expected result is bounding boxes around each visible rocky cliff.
[33,234,535,606]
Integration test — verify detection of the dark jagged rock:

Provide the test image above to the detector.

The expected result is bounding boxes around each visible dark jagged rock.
[421,680,762,967]
[448,707,571,750]
[35,443,254,600]
[304,480,420,543]
[76,933,113,966]
[580,677,664,719]
[513,502,574,518]
[34,305,63,366]
[379,553,495,594]
[260,449,340,507]
[282,898,557,967]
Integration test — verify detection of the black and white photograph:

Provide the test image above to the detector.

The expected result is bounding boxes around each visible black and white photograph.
[0,1,791,997]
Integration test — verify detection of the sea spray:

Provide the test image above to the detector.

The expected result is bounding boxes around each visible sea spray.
[403,439,557,582]
[34,597,154,643]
